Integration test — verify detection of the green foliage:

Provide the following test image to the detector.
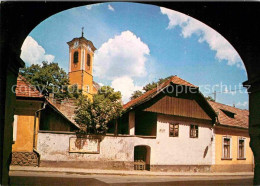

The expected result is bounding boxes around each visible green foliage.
[19,61,80,99]
[143,76,173,92]
[130,76,173,100]
[74,86,123,134]
[205,96,215,102]
[130,90,143,100]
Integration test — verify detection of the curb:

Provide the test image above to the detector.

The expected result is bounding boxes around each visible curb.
[9,166,254,177]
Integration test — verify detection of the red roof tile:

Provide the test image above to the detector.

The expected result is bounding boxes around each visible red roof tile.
[16,75,44,98]
[123,75,197,110]
[208,101,249,129]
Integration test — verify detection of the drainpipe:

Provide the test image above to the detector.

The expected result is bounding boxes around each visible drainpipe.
[33,101,47,149]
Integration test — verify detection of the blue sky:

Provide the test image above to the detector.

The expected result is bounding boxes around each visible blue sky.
[20,2,248,109]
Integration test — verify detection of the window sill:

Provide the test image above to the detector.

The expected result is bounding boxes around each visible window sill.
[237,158,246,160]
[221,158,233,160]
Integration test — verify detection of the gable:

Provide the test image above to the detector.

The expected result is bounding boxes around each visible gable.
[144,96,211,120]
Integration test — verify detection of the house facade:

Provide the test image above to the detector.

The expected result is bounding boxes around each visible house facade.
[11,76,79,166]
[209,101,253,172]
[35,75,253,172]
[12,73,253,172]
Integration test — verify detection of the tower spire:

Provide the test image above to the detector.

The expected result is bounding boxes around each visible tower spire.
[81,27,84,37]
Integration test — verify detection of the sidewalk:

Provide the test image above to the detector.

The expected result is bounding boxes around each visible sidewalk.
[10,166,254,177]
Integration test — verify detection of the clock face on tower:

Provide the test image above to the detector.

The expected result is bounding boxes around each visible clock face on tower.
[73,41,79,48]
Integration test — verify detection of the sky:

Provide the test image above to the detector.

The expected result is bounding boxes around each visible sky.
[20,2,249,109]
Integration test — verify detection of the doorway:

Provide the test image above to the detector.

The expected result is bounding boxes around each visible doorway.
[134,145,151,170]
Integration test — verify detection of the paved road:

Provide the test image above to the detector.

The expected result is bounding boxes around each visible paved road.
[9,171,253,186]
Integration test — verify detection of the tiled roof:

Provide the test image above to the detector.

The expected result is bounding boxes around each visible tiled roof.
[93,81,101,92]
[16,75,79,129]
[123,75,198,110]
[16,75,44,98]
[208,101,249,129]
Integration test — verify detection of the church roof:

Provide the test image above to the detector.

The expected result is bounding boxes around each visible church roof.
[67,37,97,51]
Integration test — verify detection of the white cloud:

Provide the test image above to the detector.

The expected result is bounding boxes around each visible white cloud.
[86,4,100,10]
[20,36,55,65]
[94,30,150,80]
[111,76,143,103]
[160,7,243,69]
[98,82,104,87]
[108,4,115,11]
[236,101,248,108]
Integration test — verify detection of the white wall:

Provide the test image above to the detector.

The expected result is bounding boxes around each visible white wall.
[152,115,213,165]
[37,114,213,165]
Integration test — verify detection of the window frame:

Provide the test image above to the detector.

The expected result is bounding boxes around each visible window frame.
[190,124,199,138]
[237,137,246,160]
[222,136,232,160]
[73,51,79,63]
[86,85,90,93]
[169,123,179,137]
[12,115,18,143]
[87,54,91,69]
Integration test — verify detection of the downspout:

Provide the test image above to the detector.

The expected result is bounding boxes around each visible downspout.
[33,101,47,167]
[33,101,47,149]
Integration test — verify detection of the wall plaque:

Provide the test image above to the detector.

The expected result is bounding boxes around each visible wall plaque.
[69,137,100,153]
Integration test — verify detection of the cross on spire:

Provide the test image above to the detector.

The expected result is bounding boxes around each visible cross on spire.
[81,27,84,37]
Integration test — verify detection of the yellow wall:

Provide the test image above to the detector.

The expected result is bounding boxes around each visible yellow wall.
[12,100,41,152]
[12,115,34,152]
[214,127,253,165]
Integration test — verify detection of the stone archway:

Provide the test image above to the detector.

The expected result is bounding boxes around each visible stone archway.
[1,2,260,184]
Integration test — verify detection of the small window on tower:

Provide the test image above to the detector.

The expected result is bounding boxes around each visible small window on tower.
[87,54,91,69]
[74,51,78,63]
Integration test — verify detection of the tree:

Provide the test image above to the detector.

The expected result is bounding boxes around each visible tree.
[130,90,143,100]
[143,76,173,92]
[19,61,79,99]
[74,86,123,134]
[205,96,215,102]
[130,76,173,100]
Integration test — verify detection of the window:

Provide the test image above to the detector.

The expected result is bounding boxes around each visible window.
[86,85,89,93]
[190,124,198,138]
[238,137,246,159]
[220,109,235,118]
[73,51,78,63]
[12,115,18,143]
[222,136,232,159]
[169,123,179,137]
[87,54,91,69]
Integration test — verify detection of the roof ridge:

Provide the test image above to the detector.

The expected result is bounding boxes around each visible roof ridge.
[123,75,197,109]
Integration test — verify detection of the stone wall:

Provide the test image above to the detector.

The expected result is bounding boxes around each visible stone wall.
[11,152,39,166]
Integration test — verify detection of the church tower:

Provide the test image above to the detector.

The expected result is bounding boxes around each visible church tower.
[67,28,97,100]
